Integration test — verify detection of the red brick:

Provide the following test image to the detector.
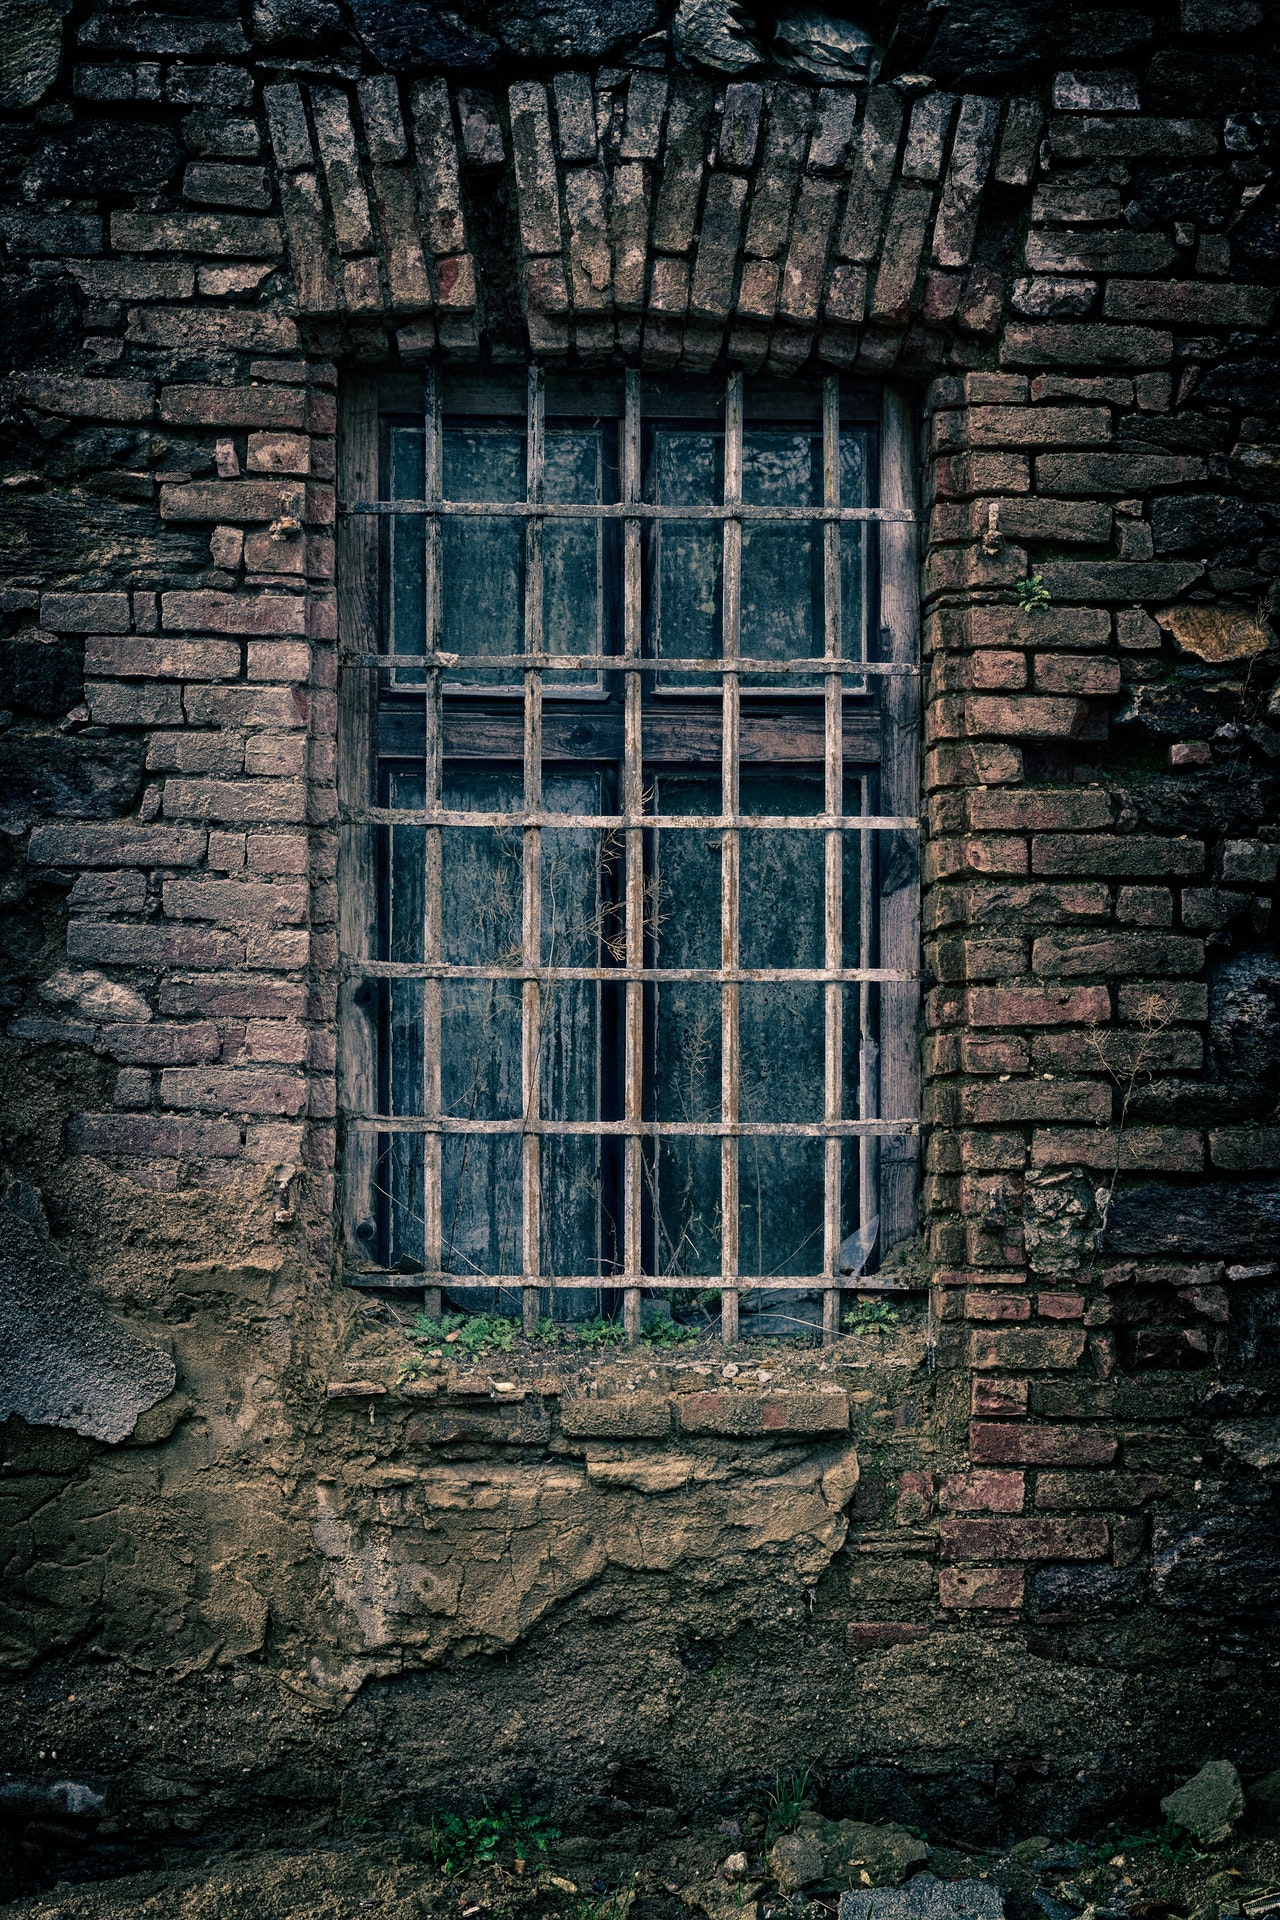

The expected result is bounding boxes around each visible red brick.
[158,975,309,1018]
[965,1291,1030,1322]
[40,591,131,633]
[966,788,1110,832]
[162,591,307,635]
[161,878,308,924]
[959,1035,1028,1073]
[970,1327,1087,1370]
[28,824,206,868]
[164,778,309,823]
[940,1515,1108,1560]
[161,384,306,429]
[159,1067,307,1115]
[938,1566,1025,1608]
[247,832,309,874]
[1030,1127,1203,1171]
[1033,932,1203,977]
[85,636,240,681]
[896,1470,935,1523]
[1032,836,1203,879]
[970,1422,1116,1466]
[100,1023,221,1065]
[968,985,1111,1027]
[940,1080,1110,1125]
[66,923,242,967]
[69,1113,242,1157]
[932,651,1027,692]
[941,1469,1025,1512]
[1031,1028,1203,1075]
[962,695,1088,739]
[1038,1291,1085,1319]
[925,837,1028,880]
[974,1377,1028,1417]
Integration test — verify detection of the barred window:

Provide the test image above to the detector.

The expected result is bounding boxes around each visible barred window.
[338,369,920,1344]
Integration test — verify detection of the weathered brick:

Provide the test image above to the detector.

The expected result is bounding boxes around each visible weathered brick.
[184,161,271,210]
[961,696,1088,739]
[838,86,904,261]
[66,923,241,967]
[110,210,283,256]
[1025,231,1177,275]
[1035,1471,1154,1511]
[689,172,748,320]
[28,823,206,868]
[183,685,306,727]
[85,637,240,680]
[1029,1127,1204,1170]
[1208,1128,1280,1171]
[970,1327,1088,1371]
[941,1469,1025,1512]
[1033,932,1203,977]
[162,591,306,635]
[970,1422,1116,1466]
[1033,655,1120,696]
[0,211,102,253]
[1032,835,1202,878]
[1032,1027,1202,1075]
[942,1080,1110,1126]
[935,405,1110,452]
[869,180,934,326]
[1036,1291,1085,1320]
[926,837,1028,881]
[1037,451,1205,494]
[1037,560,1203,602]
[164,779,309,823]
[675,1389,849,1436]
[69,1113,242,1157]
[165,63,253,109]
[934,93,999,267]
[85,682,184,726]
[1047,116,1217,159]
[974,1376,1028,1417]
[964,1291,1029,1321]
[40,592,130,634]
[1116,980,1208,1023]
[941,1515,1107,1560]
[101,1023,221,1065]
[10,373,155,420]
[161,480,305,523]
[312,87,375,255]
[67,871,148,916]
[1002,325,1173,368]
[559,1395,671,1438]
[939,1565,1025,1608]
[1104,281,1275,328]
[932,451,1031,498]
[127,307,299,353]
[160,1067,307,1115]
[162,878,308,924]
[161,385,307,430]
[159,974,309,1018]
[934,497,1112,545]
[966,789,1111,832]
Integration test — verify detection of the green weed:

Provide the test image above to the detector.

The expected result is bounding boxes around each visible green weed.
[423,1799,559,1876]
[842,1301,900,1333]
[572,1870,638,1920]
[640,1314,695,1348]
[409,1310,517,1359]
[1096,1816,1201,1868]
[765,1765,811,1842]
[1015,574,1052,611]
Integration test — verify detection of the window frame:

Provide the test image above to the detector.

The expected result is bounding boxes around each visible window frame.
[337,368,921,1344]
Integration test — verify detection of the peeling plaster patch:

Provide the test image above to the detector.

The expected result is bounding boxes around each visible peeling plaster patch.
[0,1194,176,1443]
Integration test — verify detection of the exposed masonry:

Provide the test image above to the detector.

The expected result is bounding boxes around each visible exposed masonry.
[2,8,1280,1663]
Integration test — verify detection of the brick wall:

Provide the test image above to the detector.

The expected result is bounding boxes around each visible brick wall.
[1,0,1279,1812]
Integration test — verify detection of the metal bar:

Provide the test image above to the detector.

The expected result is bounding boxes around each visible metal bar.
[352,809,919,831]
[720,371,742,1347]
[352,1115,919,1137]
[622,367,643,1345]
[345,651,918,675]
[522,366,545,1337]
[348,1271,917,1291]
[858,773,880,1266]
[345,501,918,522]
[351,962,921,984]
[821,374,842,1348]
[422,370,444,1321]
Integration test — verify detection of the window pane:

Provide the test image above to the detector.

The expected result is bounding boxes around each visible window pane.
[543,424,610,688]
[441,422,524,687]
[648,427,722,687]
[741,429,820,674]
[388,428,426,684]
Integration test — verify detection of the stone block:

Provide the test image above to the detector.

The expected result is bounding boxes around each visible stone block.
[1003,325,1173,368]
[675,1388,849,1436]
[969,1327,1088,1371]
[40,592,130,634]
[938,1566,1025,1609]
[110,210,283,256]
[941,1514,1107,1560]
[970,1422,1116,1466]
[558,1395,671,1438]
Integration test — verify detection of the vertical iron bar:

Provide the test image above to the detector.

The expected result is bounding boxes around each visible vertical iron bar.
[622,369,644,1343]
[422,369,444,1320]
[821,375,842,1346]
[522,365,545,1336]
[720,371,743,1346]
[858,773,879,1248]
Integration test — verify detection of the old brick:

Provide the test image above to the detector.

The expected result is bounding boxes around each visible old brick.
[127,307,300,353]
[0,211,102,253]
[86,682,184,726]
[941,1515,1107,1560]
[1032,835,1202,878]
[162,591,306,635]
[1208,1128,1280,1171]
[936,405,1111,451]
[869,180,933,325]
[1035,1470,1154,1511]
[779,178,840,323]
[676,1389,849,1436]
[159,974,308,1018]
[184,161,271,210]
[311,87,375,255]
[1033,932,1203,976]
[161,480,305,523]
[184,685,305,727]
[1032,1028,1201,1075]
[994,97,1043,187]
[1033,655,1121,696]
[941,1469,1025,1512]
[970,1422,1116,1466]
[1037,560,1203,602]
[111,209,283,256]
[164,778,308,824]
[67,923,241,967]
[412,77,467,258]
[974,1377,1029,1417]
[903,92,955,181]
[961,696,1088,739]
[67,871,148,916]
[559,1394,671,1438]
[1003,325,1173,368]
[948,1081,1111,1126]
[933,94,1000,267]
[964,1291,1030,1321]
[86,637,240,680]
[1037,450,1206,494]
[101,1022,221,1065]
[39,592,130,634]
[161,385,306,430]
[1037,1291,1085,1319]
[160,1067,307,1115]
[966,789,1111,832]
[10,373,155,421]
[1029,1127,1204,1170]
[1104,280,1275,328]
[28,823,206,867]
[1047,116,1217,159]
[1025,231,1177,275]
[69,1113,241,1157]
[162,878,308,924]
[939,1565,1025,1608]
[970,1327,1088,1371]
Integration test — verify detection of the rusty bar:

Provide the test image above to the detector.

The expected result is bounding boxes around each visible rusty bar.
[720,370,742,1347]
[622,367,643,1344]
[355,807,918,831]
[421,369,444,1320]
[345,650,917,675]
[348,1271,913,1292]
[521,365,545,1336]
[354,961,916,983]
[859,772,879,1261]
[345,500,917,522]
[822,373,843,1347]
[349,1114,918,1137]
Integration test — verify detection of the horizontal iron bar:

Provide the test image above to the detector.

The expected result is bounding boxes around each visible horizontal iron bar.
[350,1114,917,1137]
[342,501,916,523]
[346,961,917,983]
[344,651,914,676]
[342,1271,910,1291]
[350,808,918,830]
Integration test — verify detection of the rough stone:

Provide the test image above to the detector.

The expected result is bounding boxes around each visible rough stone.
[840,1878,1005,1920]
[771,1815,928,1893]
[1161,1760,1245,1845]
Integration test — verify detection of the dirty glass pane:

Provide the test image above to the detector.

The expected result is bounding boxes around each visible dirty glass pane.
[440,421,524,687]
[388,427,426,685]
[543,424,610,688]
[383,765,425,1269]
[648,427,722,689]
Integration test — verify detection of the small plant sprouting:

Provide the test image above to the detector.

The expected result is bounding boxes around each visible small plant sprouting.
[422,1799,560,1877]
[1016,574,1052,611]
[842,1300,900,1334]
[408,1309,518,1359]
[1086,989,1175,1225]
[765,1765,812,1842]
[640,1313,696,1349]
[1095,1815,1200,1868]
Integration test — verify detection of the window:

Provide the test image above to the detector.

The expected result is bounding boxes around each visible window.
[338,369,920,1343]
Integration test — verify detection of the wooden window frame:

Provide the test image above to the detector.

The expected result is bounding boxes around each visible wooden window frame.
[337,367,921,1345]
